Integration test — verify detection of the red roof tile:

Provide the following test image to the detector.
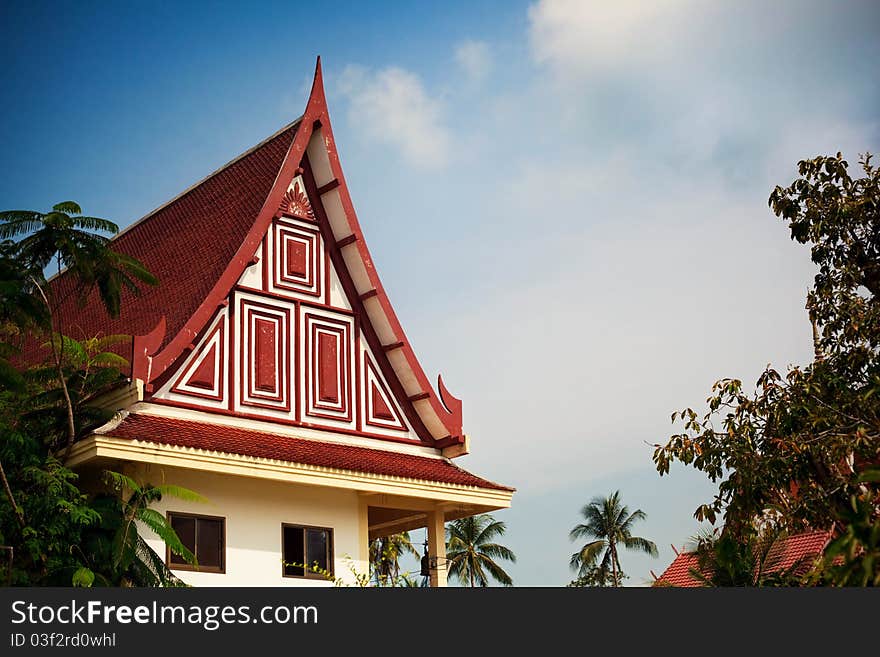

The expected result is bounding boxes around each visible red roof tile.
[43,122,298,363]
[762,530,831,575]
[654,530,832,587]
[104,413,514,492]
[654,552,707,588]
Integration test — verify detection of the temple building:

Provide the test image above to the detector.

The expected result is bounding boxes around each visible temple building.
[59,59,514,586]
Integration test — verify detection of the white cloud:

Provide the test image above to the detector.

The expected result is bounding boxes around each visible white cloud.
[432,160,817,491]
[337,65,451,169]
[330,1,878,584]
[527,0,695,77]
[454,40,492,83]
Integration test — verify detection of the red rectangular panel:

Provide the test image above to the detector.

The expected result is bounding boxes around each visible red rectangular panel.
[285,238,308,278]
[254,318,277,392]
[318,332,339,403]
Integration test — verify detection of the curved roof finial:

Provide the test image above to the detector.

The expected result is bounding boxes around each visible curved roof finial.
[309,56,326,110]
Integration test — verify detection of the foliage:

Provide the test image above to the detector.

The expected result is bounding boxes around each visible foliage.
[0,433,99,585]
[653,152,880,583]
[566,563,625,587]
[0,201,176,587]
[685,527,808,587]
[75,472,203,587]
[813,476,880,586]
[569,491,657,587]
[1,201,156,456]
[446,514,516,587]
[25,334,130,450]
[369,532,419,586]
[281,556,423,587]
[0,201,156,319]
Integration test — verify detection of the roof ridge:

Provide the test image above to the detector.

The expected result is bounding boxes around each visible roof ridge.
[43,116,302,286]
[111,116,302,244]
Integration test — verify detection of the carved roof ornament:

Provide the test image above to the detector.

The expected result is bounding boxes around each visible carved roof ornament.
[279,179,314,220]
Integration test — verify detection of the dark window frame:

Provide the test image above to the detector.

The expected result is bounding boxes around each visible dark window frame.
[166,511,226,574]
[281,523,334,579]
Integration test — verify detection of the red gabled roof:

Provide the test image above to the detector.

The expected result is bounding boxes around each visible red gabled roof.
[653,530,832,587]
[103,413,514,492]
[654,552,706,588]
[40,59,469,449]
[46,121,298,359]
[762,530,831,575]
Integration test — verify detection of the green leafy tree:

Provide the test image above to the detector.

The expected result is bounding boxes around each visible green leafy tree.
[0,201,175,586]
[566,563,625,587]
[813,473,880,586]
[369,532,419,586]
[653,153,880,584]
[0,335,127,584]
[0,437,99,585]
[78,472,204,587]
[446,514,516,587]
[0,201,156,457]
[24,334,130,448]
[569,491,657,588]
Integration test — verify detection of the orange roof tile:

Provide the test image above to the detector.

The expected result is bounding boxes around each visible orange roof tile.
[654,530,832,587]
[105,413,514,492]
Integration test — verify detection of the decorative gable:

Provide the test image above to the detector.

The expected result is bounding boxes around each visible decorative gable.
[153,174,421,442]
[131,60,466,454]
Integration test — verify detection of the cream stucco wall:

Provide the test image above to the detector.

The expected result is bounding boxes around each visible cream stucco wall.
[131,464,367,587]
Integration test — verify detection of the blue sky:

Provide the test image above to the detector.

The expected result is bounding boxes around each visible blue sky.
[3,0,879,585]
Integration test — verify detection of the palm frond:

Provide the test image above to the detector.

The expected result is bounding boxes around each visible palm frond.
[474,519,507,545]
[622,535,658,556]
[152,484,208,504]
[569,522,598,541]
[571,540,605,570]
[71,215,118,234]
[52,201,83,215]
[480,555,514,586]
[471,556,488,587]
[90,334,131,351]
[89,351,129,369]
[478,543,517,563]
[0,211,43,238]
[137,509,196,566]
[620,508,647,533]
[103,470,141,494]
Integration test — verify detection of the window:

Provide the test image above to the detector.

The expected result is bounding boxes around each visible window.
[282,524,333,578]
[167,512,225,573]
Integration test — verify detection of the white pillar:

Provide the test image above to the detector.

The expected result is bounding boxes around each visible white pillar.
[426,509,447,588]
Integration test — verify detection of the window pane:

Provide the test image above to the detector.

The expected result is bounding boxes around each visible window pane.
[283,527,304,577]
[306,529,329,573]
[196,518,223,569]
[169,515,196,566]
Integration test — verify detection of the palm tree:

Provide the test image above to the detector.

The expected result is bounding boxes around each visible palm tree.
[0,202,155,311]
[369,532,419,586]
[0,202,157,456]
[79,471,206,586]
[446,514,516,587]
[569,491,657,587]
